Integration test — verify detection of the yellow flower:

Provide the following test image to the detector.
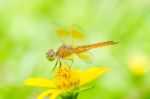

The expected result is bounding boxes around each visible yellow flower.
[24,66,110,99]
[128,54,148,76]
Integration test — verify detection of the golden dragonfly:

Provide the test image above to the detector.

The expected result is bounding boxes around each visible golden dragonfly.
[46,25,118,69]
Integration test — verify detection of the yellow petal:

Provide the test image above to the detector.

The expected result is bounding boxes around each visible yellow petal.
[37,89,55,99]
[50,89,64,99]
[24,78,56,88]
[80,67,111,86]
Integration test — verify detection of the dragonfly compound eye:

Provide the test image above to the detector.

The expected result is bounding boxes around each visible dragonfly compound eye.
[46,49,56,61]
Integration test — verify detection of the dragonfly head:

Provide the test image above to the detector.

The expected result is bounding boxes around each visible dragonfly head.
[46,49,56,61]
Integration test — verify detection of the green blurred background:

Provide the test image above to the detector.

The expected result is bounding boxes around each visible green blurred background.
[0,0,150,99]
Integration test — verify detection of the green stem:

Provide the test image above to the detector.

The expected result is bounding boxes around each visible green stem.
[61,92,78,99]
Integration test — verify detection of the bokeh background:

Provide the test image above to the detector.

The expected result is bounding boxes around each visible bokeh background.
[0,0,150,99]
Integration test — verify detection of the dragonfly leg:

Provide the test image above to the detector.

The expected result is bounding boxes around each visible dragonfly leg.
[52,59,59,71]
[63,58,74,68]
[68,59,73,69]
[59,59,62,68]
[67,59,73,66]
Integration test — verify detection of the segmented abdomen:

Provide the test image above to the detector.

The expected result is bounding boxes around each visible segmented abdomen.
[73,41,118,54]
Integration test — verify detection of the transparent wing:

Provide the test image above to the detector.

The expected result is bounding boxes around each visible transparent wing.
[70,25,93,63]
[70,25,89,46]
[51,24,71,44]
[77,52,93,63]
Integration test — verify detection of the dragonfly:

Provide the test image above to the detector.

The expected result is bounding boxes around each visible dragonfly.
[46,25,118,69]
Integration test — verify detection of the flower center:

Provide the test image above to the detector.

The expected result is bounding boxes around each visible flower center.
[54,67,80,90]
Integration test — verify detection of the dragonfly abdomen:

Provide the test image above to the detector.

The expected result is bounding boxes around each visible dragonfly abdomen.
[73,41,118,54]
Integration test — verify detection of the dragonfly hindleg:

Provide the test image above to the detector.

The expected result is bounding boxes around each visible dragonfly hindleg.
[52,59,59,71]
[62,58,74,68]
[59,59,62,68]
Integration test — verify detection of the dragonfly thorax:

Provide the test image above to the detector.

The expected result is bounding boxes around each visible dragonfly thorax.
[56,45,73,58]
[46,49,56,61]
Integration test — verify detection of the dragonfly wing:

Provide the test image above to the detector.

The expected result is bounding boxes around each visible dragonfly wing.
[65,53,74,60]
[70,26,89,46]
[77,52,93,63]
[51,24,71,44]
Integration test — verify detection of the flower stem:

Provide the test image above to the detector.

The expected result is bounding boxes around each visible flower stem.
[61,92,78,99]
